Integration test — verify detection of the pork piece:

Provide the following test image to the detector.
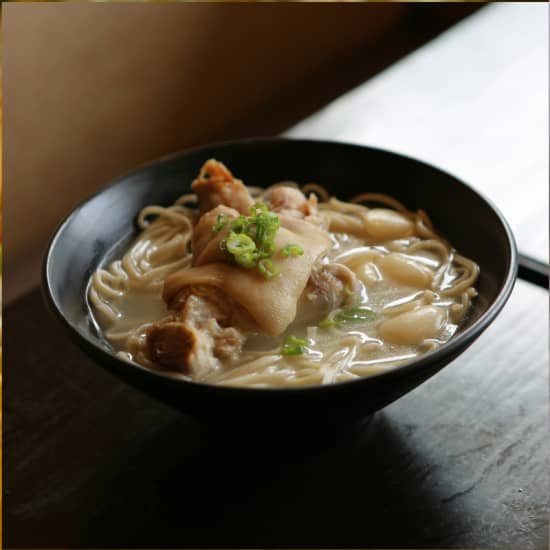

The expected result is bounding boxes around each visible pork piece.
[147,287,253,376]
[268,186,318,218]
[148,323,199,372]
[147,318,245,377]
[191,159,254,215]
[164,214,332,336]
[148,162,335,375]
[148,262,359,374]
[294,263,361,326]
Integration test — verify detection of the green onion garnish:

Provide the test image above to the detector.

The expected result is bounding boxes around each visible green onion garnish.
[258,258,280,279]
[230,215,249,234]
[234,252,258,269]
[248,211,279,248]
[251,202,269,214]
[257,240,275,257]
[318,318,340,329]
[212,202,289,279]
[319,306,376,329]
[212,213,228,233]
[337,306,376,322]
[209,202,304,279]
[281,243,304,258]
[226,232,256,255]
[281,335,309,356]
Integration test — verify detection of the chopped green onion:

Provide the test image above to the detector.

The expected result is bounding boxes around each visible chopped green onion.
[230,215,249,234]
[251,202,269,214]
[258,241,276,257]
[319,306,376,329]
[234,251,258,269]
[318,318,340,329]
[226,232,256,255]
[214,204,287,278]
[281,243,304,258]
[212,213,228,233]
[211,203,305,279]
[258,258,280,278]
[282,335,309,356]
[252,211,279,245]
[337,306,376,323]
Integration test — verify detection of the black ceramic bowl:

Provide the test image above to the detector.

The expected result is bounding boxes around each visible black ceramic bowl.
[43,138,517,434]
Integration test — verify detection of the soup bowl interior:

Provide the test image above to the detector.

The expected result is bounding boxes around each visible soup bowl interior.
[43,138,517,433]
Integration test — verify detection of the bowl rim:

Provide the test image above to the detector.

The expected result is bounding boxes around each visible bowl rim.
[42,136,518,395]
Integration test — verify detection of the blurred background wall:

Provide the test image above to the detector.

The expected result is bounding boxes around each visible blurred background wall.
[3,2,479,302]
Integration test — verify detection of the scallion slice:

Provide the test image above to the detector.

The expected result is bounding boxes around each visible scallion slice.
[258,258,280,279]
[282,335,309,356]
[226,232,256,255]
[320,306,376,329]
[281,243,304,258]
[212,213,228,233]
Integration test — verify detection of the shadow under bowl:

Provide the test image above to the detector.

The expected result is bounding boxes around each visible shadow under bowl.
[43,138,517,436]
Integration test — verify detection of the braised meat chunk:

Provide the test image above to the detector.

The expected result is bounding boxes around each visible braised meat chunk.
[191,159,254,215]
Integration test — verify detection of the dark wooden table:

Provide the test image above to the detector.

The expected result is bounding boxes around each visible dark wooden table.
[4,4,548,548]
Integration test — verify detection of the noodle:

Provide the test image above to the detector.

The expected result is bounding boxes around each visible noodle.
[89,177,479,388]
